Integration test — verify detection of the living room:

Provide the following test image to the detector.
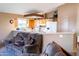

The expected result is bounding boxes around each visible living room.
[0,3,79,56]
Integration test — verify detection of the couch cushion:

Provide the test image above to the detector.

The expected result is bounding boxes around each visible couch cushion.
[12,33,25,47]
[23,33,43,54]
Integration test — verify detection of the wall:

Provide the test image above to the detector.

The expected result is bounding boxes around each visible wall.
[76,4,79,33]
[57,3,77,32]
[0,12,23,42]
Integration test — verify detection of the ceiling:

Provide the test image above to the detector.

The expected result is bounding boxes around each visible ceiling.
[0,3,64,15]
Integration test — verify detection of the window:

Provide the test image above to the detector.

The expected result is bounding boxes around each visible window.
[17,18,27,31]
[45,21,57,33]
[39,20,57,33]
[39,19,46,27]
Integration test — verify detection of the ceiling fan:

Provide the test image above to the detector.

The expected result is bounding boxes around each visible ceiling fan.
[24,10,44,18]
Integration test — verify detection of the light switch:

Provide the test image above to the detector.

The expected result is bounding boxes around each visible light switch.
[59,34,63,38]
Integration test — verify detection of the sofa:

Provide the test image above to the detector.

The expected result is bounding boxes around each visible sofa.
[0,31,43,56]
[0,31,71,56]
